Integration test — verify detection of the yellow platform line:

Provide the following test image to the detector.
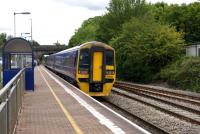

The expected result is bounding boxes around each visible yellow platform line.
[38,68,84,134]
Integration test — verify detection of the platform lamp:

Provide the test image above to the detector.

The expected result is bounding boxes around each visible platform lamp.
[30,18,33,44]
[21,32,30,39]
[14,12,31,37]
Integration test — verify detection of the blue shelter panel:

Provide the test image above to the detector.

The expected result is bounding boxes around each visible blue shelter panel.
[2,38,34,90]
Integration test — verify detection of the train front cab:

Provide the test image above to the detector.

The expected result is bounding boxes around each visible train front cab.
[76,42,115,96]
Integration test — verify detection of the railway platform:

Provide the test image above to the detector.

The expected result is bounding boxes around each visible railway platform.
[14,66,149,134]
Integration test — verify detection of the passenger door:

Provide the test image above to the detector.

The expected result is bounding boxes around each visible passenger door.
[92,52,103,82]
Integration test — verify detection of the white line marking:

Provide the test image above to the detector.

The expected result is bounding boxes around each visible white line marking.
[41,66,151,134]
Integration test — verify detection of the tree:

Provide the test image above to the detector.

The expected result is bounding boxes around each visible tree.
[54,40,61,46]
[97,0,149,43]
[68,16,101,47]
[0,33,7,47]
[31,40,40,47]
[0,33,13,50]
[110,15,184,82]
[152,2,200,43]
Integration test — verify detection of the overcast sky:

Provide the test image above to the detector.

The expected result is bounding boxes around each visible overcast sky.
[0,0,198,45]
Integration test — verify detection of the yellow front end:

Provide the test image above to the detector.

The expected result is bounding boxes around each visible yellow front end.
[76,42,116,96]
[77,82,114,96]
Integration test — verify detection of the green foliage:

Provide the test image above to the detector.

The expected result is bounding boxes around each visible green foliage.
[111,16,184,83]
[68,16,101,47]
[67,0,200,90]
[97,0,149,43]
[0,33,7,47]
[70,1,200,45]
[153,2,200,43]
[0,33,13,54]
[159,57,200,92]
[53,40,66,46]
[31,40,40,47]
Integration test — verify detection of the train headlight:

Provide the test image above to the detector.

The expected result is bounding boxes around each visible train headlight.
[79,70,88,74]
[106,70,114,75]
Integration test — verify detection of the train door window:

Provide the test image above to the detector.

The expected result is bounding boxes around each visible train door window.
[69,52,73,67]
[79,49,89,73]
[74,51,78,67]
[55,56,58,66]
[66,53,70,67]
[63,53,67,68]
[106,50,114,65]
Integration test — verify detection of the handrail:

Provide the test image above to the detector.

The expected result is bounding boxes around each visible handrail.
[0,68,25,134]
[0,69,24,99]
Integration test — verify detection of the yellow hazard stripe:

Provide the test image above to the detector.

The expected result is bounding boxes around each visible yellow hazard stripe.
[38,68,84,134]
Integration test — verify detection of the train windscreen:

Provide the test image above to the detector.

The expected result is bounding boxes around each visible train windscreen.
[79,49,89,74]
[106,50,114,65]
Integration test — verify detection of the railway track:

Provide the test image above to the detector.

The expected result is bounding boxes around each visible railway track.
[115,81,200,104]
[96,97,169,134]
[46,68,199,133]
[114,81,200,125]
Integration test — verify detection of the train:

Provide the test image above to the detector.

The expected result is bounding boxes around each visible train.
[45,41,116,96]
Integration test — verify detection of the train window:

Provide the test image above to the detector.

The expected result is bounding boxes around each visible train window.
[79,49,89,71]
[106,50,114,65]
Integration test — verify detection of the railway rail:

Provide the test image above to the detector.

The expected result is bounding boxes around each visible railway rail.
[115,81,200,103]
[114,81,200,125]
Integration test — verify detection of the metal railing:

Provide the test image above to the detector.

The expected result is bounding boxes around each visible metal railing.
[0,69,25,134]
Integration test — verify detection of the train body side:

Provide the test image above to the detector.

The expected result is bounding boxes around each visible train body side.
[45,42,115,96]
[45,47,78,81]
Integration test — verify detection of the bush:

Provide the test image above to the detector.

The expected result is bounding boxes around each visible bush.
[159,57,200,92]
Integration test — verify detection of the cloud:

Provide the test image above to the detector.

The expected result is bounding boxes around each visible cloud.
[0,27,12,32]
[1,0,196,45]
[0,0,107,45]
[27,1,106,45]
[52,0,109,10]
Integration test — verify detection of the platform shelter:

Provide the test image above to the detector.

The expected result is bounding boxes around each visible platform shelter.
[2,38,34,90]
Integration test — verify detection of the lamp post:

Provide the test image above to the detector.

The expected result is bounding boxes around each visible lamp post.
[30,18,32,42]
[14,12,31,37]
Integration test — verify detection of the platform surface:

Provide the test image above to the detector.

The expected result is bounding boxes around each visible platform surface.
[15,66,149,134]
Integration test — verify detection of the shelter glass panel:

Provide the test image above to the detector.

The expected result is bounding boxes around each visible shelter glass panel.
[10,54,32,69]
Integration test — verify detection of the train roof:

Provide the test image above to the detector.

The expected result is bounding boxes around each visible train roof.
[53,46,80,55]
[80,41,114,50]
[47,41,113,57]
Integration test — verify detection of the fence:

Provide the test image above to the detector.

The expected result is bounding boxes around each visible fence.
[0,69,25,134]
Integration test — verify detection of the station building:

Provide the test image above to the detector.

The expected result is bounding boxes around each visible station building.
[186,43,200,56]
